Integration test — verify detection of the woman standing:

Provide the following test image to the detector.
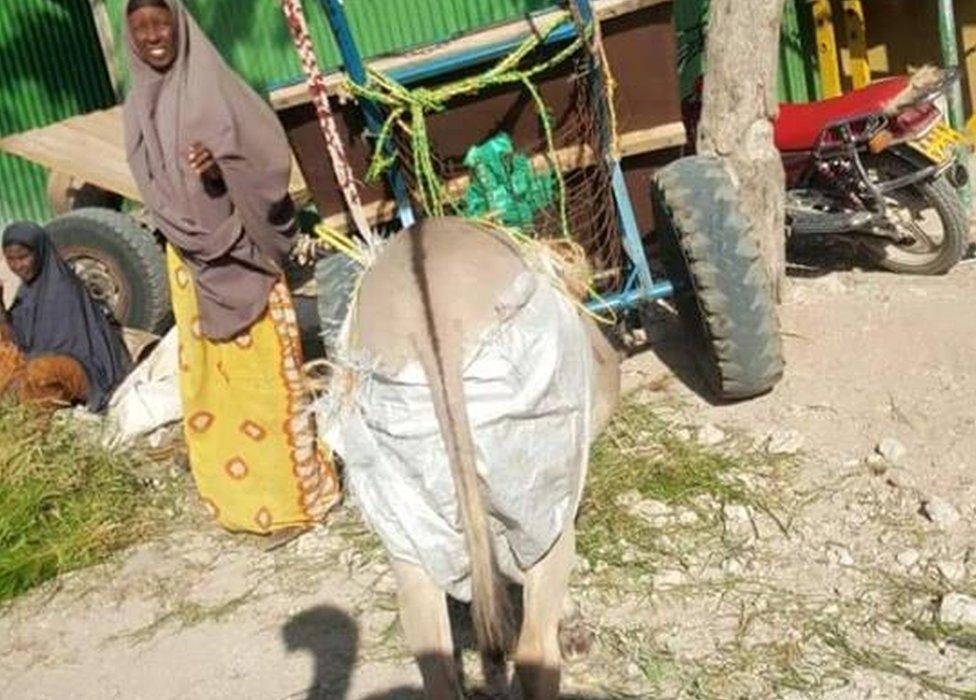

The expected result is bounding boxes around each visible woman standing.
[123,0,340,535]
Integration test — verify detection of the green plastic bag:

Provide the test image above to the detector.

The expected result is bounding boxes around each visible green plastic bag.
[463,133,554,228]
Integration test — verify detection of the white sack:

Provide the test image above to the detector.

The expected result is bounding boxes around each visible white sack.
[104,327,182,447]
[318,274,593,600]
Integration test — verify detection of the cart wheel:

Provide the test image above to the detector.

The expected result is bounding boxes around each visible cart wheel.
[652,155,784,401]
[45,208,172,334]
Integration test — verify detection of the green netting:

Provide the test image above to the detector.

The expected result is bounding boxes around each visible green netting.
[346,11,587,238]
[344,9,624,281]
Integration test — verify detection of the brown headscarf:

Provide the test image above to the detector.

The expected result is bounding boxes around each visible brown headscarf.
[123,0,297,341]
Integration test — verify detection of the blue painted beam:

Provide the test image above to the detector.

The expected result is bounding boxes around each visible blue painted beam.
[317,0,416,228]
[268,14,579,94]
[573,0,657,297]
[388,22,579,86]
[586,280,675,313]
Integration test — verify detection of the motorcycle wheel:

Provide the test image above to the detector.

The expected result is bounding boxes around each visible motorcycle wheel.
[859,151,967,275]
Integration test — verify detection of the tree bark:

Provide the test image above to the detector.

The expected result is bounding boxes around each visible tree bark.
[696,0,787,301]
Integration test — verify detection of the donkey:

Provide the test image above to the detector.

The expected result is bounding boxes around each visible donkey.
[332,217,620,698]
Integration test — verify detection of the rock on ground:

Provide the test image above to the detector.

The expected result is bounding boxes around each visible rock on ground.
[921,496,962,529]
[940,593,976,627]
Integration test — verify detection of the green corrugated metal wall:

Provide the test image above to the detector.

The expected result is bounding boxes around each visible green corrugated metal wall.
[778,0,820,103]
[675,0,821,104]
[1,0,554,224]
[103,0,554,95]
[0,0,116,226]
[3,0,823,225]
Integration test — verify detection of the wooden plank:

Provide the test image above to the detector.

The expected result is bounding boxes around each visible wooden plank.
[269,0,671,110]
[0,106,309,205]
[87,0,123,99]
[315,121,685,233]
[2,125,142,202]
[282,1,681,227]
[63,108,126,143]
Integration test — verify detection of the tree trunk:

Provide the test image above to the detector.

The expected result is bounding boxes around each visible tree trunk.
[696,0,787,301]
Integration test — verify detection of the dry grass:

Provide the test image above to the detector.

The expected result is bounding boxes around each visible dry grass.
[577,391,782,578]
[0,401,171,602]
[568,393,976,698]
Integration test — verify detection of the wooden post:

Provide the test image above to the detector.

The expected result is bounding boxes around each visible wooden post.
[87,0,122,101]
[696,0,787,300]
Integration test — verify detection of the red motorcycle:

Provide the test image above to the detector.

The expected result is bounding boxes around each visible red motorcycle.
[774,69,970,275]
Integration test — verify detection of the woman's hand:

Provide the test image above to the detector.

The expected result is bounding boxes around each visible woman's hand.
[187,142,222,182]
[0,281,12,343]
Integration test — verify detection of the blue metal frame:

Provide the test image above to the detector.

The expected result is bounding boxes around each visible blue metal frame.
[315,0,672,313]
[319,0,415,228]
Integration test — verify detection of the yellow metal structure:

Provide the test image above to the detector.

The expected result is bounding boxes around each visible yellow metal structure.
[842,0,871,88]
[812,0,842,97]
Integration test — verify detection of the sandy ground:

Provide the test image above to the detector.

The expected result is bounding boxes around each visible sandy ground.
[2,257,976,698]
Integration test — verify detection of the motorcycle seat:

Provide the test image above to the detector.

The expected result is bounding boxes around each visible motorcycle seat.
[773,76,910,152]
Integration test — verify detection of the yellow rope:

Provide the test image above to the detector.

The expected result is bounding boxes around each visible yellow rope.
[345,12,589,237]
[313,222,368,266]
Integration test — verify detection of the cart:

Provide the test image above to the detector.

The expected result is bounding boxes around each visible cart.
[0,0,783,400]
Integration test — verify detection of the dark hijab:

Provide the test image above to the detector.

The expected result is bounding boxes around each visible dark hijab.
[2,222,132,412]
[123,0,298,341]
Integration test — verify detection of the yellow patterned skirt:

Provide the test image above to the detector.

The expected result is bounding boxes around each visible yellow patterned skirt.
[167,247,341,533]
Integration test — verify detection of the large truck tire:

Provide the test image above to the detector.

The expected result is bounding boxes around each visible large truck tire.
[46,208,172,334]
[651,155,784,401]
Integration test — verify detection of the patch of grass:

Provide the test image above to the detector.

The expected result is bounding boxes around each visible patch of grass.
[909,621,976,652]
[118,590,255,644]
[877,569,976,653]
[0,401,164,602]
[330,507,386,565]
[817,624,976,699]
[577,392,765,572]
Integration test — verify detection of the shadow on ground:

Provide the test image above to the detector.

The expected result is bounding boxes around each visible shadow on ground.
[628,237,902,406]
[282,603,606,699]
[283,605,421,700]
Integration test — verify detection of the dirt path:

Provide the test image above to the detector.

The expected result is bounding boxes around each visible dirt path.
[3,262,976,699]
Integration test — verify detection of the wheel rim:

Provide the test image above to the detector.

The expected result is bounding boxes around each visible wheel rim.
[878,191,946,263]
[62,248,131,322]
[862,161,948,268]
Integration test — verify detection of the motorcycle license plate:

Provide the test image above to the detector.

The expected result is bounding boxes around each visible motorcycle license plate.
[908,122,967,164]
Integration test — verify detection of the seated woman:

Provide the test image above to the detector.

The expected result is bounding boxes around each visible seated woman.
[0,222,131,411]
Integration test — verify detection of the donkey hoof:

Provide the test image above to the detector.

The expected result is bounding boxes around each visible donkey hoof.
[558,613,593,662]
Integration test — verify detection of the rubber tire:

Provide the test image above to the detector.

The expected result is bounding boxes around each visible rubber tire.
[45,208,172,334]
[652,155,784,401]
[860,151,968,275]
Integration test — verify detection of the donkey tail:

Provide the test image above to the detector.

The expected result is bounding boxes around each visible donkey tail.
[412,325,511,658]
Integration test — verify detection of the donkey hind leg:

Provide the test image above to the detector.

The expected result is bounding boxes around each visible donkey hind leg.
[514,524,575,699]
[391,559,463,699]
